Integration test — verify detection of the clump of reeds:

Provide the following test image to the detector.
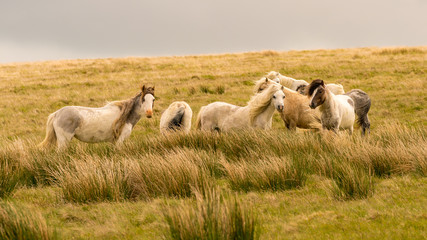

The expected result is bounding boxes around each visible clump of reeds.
[0,201,58,240]
[163,188,258,240]
[222,156,307,192]
[52,149,214,203]
[329,161,375,200]
[0,158,21,198]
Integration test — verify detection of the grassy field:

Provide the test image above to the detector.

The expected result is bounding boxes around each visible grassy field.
[0,47,426,239]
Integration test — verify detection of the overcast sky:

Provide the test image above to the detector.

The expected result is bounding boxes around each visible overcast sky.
[0,0,426,63]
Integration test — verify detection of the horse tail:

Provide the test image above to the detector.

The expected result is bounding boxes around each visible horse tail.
[195,106,205,130]
[167,105,186,130]
[38,113,57,148]
[345,89,371,136]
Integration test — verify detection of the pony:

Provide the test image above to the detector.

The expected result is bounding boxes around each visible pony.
[195,83,285,131]
[266,71,308,91]
[297,84,371,135]
[307,79,355,134]
[344,89,371,135]
[39,85,155,149]
[160,101,192,134]
[254,77,322,130]
[296,83,345,95]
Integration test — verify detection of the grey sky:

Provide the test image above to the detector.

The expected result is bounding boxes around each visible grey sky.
[0,0,426,63]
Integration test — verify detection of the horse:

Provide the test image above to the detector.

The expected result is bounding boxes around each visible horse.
[39,85,155,149]
[254,77,322,130]
[160,101,192,134]
[297,84,371,135]
[195,83,285,131]
[307,79,355,134]
[296,83,345,95]
[266,71,308,91]
[344,89,371,135]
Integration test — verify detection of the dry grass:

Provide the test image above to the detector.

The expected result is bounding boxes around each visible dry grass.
[222,156,307,192]
[0,201,57,240]
[163,188,258,240]
[0,47,425,238]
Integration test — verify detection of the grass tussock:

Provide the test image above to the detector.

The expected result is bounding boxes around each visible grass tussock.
[163,188,258,240]
[0,123,424,203]
[222,156,307,192]
[329,162,375,200]
[52,149,214,203]
[0,158,21,198]
[53,157,133,203]
[0,201,57,240]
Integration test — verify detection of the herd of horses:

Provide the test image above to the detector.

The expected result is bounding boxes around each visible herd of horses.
[39,71,371,149]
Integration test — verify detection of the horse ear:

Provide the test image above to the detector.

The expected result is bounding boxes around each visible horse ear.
[141,85,146,92]
[265,77,269,82]
[281,86,284,90]
[152,86,155,91]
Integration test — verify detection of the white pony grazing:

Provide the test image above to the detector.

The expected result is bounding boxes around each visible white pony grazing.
[196,83,285,131]
[307,79,355,134]
[267,71,345,95]
[39,85,155,149]
[160,101,192,134]
[266,71,308,91]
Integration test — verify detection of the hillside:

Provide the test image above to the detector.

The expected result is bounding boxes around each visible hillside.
[0,47,426,239]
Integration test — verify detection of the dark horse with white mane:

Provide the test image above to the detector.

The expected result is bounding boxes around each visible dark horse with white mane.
[39,85,155,149]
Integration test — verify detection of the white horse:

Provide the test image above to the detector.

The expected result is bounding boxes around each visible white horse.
[160,101,192,134]
[266,71,345,95]
[266,71,308,91]
[196,83,285,131]
[39,85,155,149]
[307,79,355,134]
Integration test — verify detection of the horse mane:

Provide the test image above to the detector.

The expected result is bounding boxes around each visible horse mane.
[111,93,142,141]
[248,83,281,125]
[306,79,325,97]
[111,86,155,142]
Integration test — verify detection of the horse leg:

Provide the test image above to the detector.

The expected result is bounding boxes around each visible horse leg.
[361,114,370,136]
[116,123,133,145]
[53,126,74,150]
[288,120,297,131]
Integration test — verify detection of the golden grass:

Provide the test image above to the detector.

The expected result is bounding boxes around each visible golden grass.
[163,188,258,240]
[0,201,57,240]
[0,46,425,239]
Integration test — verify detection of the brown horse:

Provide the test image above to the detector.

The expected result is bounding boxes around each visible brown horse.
[254,78,321,130]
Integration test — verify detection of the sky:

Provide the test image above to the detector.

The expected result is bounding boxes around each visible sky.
[0,0,426,63]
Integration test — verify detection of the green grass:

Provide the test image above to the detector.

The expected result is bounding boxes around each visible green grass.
[163,188,258,240]
[0,46,426,239]
[0,201,58,240]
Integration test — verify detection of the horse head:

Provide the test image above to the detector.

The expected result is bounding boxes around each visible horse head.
[141,85,155,118]
[272,86,285,112]
[307,79,326,109]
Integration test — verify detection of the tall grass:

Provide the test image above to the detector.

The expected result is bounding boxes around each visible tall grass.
[0,158,20,198]
[329,162,375,200]
[0,201,58,240]
[222,156,307,192]
[163,188,258,240]
[0,123,424,203]
[52,149,214,203]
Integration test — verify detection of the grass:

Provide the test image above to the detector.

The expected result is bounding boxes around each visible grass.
[0,46,426,239]
[0,201,57,240]
[163,187,258,240]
